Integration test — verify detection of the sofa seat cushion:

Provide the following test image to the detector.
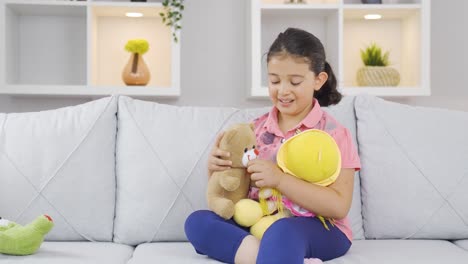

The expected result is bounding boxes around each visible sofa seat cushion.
[326,240,468,264]
[0,96,118,241]
[127,240,468,264]
[453,240,468,251]
[0,242,134,264]
[355,95,468,239]
[128,242,220,264]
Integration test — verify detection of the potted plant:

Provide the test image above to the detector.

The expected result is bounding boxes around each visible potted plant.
[122,39,151,86]
[356,42,400,86]
[159,0,184,43]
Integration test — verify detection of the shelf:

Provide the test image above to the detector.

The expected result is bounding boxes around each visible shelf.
[262,0,340,4]
[343,6,425,90]
[343,0,421,4]
[2,1,88,8]
[261,4,340,10]
[342,86,430,96]
[90,4,177,91]
[248,0,430,97]
[4,3,87,86]
[343,5,421,18]
[0,85,180,97]
[257,7,339,89]
[90,1,162,8]
[343,4,421,10]
[249,85,430,98]
[93,0,162,3]
[0,0,181,97]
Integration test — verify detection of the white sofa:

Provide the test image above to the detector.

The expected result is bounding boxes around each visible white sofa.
[1,95,467,264]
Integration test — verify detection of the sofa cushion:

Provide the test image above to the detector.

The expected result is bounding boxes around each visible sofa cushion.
[453,240,468,251]
[324,96,364,239]
[0,96,118,241]
[0,242,134,264]
[114,96,268,245]
[326,240,468,264]
[114,96,363,245]
[355,95,468,239]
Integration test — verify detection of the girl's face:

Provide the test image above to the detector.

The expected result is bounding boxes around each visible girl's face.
[267,54,327,122]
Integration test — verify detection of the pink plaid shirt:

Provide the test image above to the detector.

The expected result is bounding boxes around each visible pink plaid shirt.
[249,99,361,241]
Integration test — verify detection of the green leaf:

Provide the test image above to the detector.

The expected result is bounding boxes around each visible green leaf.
[361,42,390,66]
[158,0,184,43]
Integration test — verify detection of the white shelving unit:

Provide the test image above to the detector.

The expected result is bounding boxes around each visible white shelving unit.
[247,0,430,97]
[0,0,180,97]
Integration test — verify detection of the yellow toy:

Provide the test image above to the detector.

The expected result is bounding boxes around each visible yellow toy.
[233,129,341,239]
[233,197,289,240]
[277,129,341,229]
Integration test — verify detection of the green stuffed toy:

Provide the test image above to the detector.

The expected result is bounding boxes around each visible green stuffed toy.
[0,215,54,256]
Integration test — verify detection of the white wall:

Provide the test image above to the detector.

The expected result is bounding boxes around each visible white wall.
[390,0,468,111]
[0,0,467,113]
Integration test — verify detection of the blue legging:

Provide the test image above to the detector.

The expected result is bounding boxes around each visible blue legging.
[185,210,351,264]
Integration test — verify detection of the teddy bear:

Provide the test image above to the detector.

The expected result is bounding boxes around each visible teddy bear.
[233,129,342,240]
[0,215,54,255]
[206,123,258,220]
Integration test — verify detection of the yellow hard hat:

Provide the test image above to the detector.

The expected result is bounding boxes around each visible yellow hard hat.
[277,129,341,186]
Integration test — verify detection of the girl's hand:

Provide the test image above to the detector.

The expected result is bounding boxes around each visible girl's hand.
[207,132,232,177]
[247,159,284,188]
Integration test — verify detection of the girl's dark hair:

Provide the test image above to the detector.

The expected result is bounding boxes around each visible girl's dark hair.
[266,28,342,106]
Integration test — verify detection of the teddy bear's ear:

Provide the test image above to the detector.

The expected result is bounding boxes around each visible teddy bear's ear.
[249,123,255,131]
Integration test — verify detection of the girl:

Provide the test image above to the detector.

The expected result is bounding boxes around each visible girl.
[185,28,361,264]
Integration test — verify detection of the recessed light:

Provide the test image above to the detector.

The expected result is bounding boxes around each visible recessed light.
[364,14,382,20]
[126,12,143,18]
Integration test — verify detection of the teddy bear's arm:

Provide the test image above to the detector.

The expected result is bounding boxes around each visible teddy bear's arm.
[218,169,243,192]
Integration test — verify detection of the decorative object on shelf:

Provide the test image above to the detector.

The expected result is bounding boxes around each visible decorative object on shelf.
[122,39,151,86]
[159,0,184,43]
[356,42,400,86]
[361,0,382,3]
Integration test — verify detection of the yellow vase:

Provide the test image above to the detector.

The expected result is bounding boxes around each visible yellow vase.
[122,53,151,86]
